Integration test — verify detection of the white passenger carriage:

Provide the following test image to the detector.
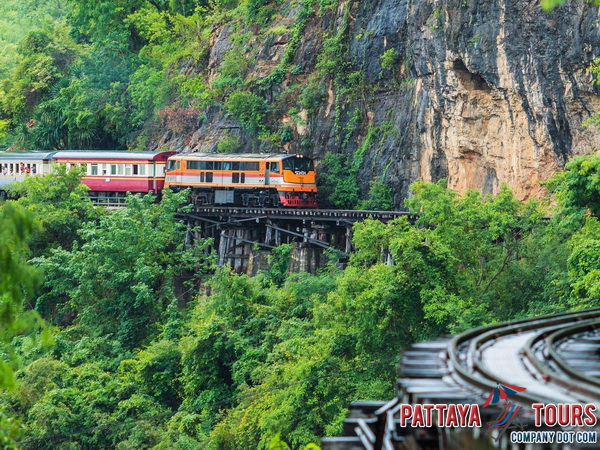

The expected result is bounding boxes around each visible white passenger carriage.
[0,151,56,192]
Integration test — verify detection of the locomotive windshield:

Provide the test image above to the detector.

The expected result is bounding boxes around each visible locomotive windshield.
[283,156,314,175]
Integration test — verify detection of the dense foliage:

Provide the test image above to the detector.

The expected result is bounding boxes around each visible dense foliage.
[0,0,207,150]
[1,154,600,447]
[0,203,50,447]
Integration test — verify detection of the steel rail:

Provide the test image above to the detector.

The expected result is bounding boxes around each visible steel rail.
[521,319,600,402]
[447,308,600,406]
[546,319,600,389]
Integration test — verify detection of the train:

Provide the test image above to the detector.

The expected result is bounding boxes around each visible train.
[165,153,317,207]
[0,150,318,207]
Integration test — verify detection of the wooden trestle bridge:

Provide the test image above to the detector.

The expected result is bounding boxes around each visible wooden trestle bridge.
[180,207,414,273]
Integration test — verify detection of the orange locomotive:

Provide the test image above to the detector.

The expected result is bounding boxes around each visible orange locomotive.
[164,153,317,207]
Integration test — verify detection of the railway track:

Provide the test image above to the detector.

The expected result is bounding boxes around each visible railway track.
[322,309,600,449]
[188,206,413,223]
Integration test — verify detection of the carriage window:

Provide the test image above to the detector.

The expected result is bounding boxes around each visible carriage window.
[139,164,146,175]
[200,172,205,182]
[222,161,231,170]
[214,161,222,170]
[232,161,240,170]
[125,164,132,176]
[240,162,259,171]
[206,161,214,170]
[117,165,124,175]
[188,161,205,170]
[133,164,138,175]
[206,172,213,183]
[241,173,245,183]
[283,157,314,173]
[167,160,176,171]
[91,164,98,175]
[271,162,280,173]
[232,173,240,183]
[111,164,117,175]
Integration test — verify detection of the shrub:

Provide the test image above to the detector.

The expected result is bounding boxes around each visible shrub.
[319,152,360,209]
[298,79,326,113]
[379,48,398,70]
[225,91,268,133]
[359,180,393,211]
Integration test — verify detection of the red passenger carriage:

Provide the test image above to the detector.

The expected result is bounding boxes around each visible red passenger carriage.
[52,151,175,204]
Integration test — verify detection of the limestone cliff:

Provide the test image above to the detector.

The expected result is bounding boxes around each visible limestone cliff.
[151,0,600,206]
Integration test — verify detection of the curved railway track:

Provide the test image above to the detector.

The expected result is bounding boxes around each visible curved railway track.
[450,308,600,406]
[322,309,600,450]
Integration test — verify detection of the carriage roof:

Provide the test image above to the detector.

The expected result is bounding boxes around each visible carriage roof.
[0,151,56,161]
[52,151,174,161]
[169,153,303,160]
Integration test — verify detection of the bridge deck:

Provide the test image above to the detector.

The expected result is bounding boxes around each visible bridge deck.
[189,207,413,222]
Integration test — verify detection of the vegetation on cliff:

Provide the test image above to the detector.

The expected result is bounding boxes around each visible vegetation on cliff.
[2,154,600,447]
[0,0,335,149]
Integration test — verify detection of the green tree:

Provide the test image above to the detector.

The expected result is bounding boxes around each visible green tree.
[1,26,78,123]
[561,217,600,310]
[545,153,600,225]
[0,203,48,448]
[318,152,360,209]
[34,190,213,347]
[9,165,98,256]
[0,204,45,388]
[175,269,341,448]
[359,180,393,211]
[0,0,70,80]
[349,181,549,333]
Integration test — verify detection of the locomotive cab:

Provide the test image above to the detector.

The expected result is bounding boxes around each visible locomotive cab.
[281,155,316,184]
[166,159,182,185]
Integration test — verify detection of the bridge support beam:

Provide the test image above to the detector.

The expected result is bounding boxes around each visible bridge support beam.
[288,244,325,274]
[180,208,411,275]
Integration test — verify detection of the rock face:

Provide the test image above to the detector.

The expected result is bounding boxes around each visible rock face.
[152,0,600,206]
